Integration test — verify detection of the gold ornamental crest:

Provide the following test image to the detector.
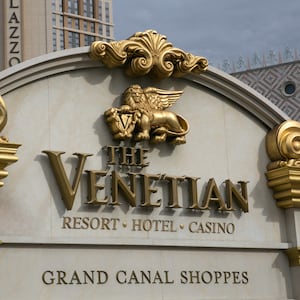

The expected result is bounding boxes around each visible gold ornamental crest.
[105,85,189,145]
[90,30,208,79]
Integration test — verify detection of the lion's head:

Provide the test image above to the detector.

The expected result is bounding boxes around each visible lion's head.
[122,84,149,110]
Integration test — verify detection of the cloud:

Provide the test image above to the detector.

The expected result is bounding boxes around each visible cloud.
[113,0,300,65]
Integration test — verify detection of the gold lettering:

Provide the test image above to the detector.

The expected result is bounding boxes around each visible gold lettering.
[163,175,185,208]
[136,147,149,167]
[62,216,72,229]
[104,145,149,167]
[131,218,177,232]
[119,147,136,165]
[161,220,169,232]
[85,170,108,205]
[105,145,118,165]
[200,178,227,211]
[42,151,92,210]
[61,216,120,230]
[225,180,249,212]
[132,218,142,231]
[111,171,136,206]
[186,176,201,209]
[139,174,161,207]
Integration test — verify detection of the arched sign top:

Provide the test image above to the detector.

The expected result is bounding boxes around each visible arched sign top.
[0,47,288,129]
[0,31,299,300]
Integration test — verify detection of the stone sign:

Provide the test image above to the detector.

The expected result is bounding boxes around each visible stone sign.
[0,31,299,299]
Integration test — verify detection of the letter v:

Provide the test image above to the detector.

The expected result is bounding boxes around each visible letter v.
[43,151,93,210]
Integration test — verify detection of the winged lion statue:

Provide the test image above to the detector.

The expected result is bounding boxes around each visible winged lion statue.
[105,85,189,145]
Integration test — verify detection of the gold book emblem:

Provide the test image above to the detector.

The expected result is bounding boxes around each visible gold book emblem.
[105,85,189,145]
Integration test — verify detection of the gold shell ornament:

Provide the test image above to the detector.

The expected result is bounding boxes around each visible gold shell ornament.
[90,30,208,79]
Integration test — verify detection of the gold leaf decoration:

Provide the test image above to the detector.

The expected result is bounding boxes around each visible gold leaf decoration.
[90,30,208,79]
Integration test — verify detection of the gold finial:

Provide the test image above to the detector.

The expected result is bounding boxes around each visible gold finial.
[90,30,208,79]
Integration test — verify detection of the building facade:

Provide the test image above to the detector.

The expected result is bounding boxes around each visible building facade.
[232,61,300,120]
[0,0,114,71]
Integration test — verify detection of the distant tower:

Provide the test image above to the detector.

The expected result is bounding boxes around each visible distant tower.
[0,0,114,71]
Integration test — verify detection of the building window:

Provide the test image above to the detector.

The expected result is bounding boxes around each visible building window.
[68,0,79,14]
[98,2,102,19]
[84,0,94,17]
[282,81,296,96]
[52,0,113,51]
[68,31,80,48]
[84,35,95,45]
[105,2,110,23]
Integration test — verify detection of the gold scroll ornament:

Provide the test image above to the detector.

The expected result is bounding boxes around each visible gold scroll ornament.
[0,96,21,188]
[90,30,208,79]
[105,85,189,145]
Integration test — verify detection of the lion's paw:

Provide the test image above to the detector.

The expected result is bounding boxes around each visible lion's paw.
[135,132,150,141]
[171,136,186,145]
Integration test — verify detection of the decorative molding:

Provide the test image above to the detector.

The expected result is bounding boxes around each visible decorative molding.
[0,96,21,187]
[90,30,208,79]
[286,247,300,266]
[0,48,289,128]
[266,120,300,208]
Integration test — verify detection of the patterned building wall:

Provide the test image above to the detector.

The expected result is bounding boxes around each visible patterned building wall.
[232,61,300,120]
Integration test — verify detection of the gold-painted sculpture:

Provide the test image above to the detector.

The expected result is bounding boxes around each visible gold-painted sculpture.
[266,120,300,208]
[0,96,21,187]
[90,30,208,79]
[266,120,300,169]
[266,122,300,266]
[105,85,189,145]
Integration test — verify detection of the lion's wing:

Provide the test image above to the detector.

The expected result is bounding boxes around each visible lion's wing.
[144,87,183,110]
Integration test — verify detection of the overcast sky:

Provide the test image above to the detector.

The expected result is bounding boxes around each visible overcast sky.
[113,0,300,70]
